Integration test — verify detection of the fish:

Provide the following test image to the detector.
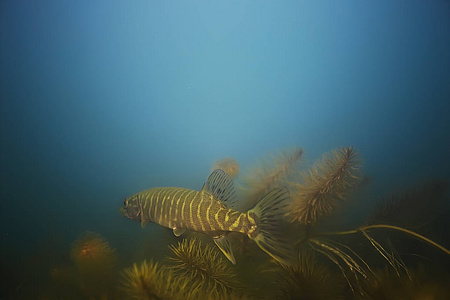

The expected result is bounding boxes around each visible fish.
[119,169,293,265]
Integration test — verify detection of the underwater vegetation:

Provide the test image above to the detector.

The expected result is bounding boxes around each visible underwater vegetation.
[166,238,241,297]
[70,231,117,297]
[234,146,450,298]
[238,148,303,211]
[121,260,174,300]
[70,231,117,272]
[212,157,241,179]
[367,179,448,228]
[272,251,345,300]
[120,239,250,300]
[355,265,450,300]
[285,146,360,225]
[21,146,449,299]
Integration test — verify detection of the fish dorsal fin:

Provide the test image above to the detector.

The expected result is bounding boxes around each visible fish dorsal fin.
[202,169,237,209]
[173,228,186,237]
[214,235,236,265]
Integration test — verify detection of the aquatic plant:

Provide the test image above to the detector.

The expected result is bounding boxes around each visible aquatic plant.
[70,231,116,272]
[273,251,345,300]
[367,179,447,227]
[210,292,255,300]
[212,157,241,178]
[300,206,450,297]
[70,231,117,296]
[285,146,360,225]
[121,259,220,300]
[118,145,449,299]
[305,236,376,295]
[356,265,450,300]
[121,260,174,300]
[302,175,450,291]
[238,147,303,211]
[310,221,450,295]
[247,146,450,296]
[165,238,241,297]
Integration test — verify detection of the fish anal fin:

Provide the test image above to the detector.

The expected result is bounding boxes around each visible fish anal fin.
[214,235,236,265]
[202,169,237,209]
[173,228,186,237]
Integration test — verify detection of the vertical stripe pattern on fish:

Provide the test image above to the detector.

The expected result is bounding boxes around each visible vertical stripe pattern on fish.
[119,169,293,265]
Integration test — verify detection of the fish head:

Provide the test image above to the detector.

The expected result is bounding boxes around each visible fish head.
[119,195,141,221]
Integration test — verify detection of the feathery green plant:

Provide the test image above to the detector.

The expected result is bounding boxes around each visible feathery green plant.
[238,147,303,211]
[117,146,449,299]
[286,146,360,225]
[212,157,241,179]
[70,231,117,297]
[121,260,174,300]
[273,251,345,300]
[367,179,447,227]
[356,266,450,300]
[275,146,450,296]
[165,238,241,298]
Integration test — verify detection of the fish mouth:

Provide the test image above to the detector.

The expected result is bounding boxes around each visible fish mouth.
[118,206,127,217]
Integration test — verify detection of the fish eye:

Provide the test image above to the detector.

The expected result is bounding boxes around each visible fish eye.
[123,200,127,206]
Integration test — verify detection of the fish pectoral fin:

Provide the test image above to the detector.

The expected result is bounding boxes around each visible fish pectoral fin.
[141,220,149,228]
[173,228,186,237]
[214,235,236,265]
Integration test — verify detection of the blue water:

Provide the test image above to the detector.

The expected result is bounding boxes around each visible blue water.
[1,1,450,298]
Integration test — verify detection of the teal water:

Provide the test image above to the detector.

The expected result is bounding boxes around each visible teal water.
[1,1,449,299]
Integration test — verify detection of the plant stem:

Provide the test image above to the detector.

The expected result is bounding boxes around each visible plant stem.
[315,224,450,255]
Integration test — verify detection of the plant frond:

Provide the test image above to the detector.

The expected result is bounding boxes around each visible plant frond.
[360,229,408,278]
[120,260,174,300]
[165,238,240,296]
[211,157,240,179]
[70,231,116,274]
[366,179,448,226]
[273,251,345,300]
[286,146,361,225]
[237,147,303,211]
[309,238,369,295]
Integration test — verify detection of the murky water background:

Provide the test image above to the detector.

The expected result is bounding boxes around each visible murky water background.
[1,1,449,299]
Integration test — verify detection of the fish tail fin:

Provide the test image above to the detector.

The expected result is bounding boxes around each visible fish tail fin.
[247,187,294,265]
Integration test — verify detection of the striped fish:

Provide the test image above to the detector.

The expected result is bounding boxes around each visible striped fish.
[119,169,292,264]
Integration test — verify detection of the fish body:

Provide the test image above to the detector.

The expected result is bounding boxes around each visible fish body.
[123,187,255,237]
[120,169,292,264]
